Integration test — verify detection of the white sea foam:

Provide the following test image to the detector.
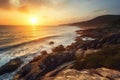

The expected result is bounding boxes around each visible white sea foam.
[0,26,80,80]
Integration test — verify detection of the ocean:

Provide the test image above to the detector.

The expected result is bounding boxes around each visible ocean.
[0,25,79,80]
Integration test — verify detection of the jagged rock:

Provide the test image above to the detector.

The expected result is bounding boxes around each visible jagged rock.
[43,68,120,80]
[44,61,74,77]
[76,33,120,50]
[99,33,120,45]
[30,51,47,63]
[14,51,74,80]
[0,58,23,75]
[52,45,65,52]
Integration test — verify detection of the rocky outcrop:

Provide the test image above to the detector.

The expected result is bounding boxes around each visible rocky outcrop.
[43,68,120,80]
[0,58,23,75]
[75,32,120,50]
[14,51,75,80]
[52,45,65,52]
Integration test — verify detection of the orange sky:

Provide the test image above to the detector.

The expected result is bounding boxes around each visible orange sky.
[0,8,81,25]
[0,0,120,25]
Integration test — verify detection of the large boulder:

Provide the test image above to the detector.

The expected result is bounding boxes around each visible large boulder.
[48,41,54,45]
[0,58,23,75]
[52,45,65,52]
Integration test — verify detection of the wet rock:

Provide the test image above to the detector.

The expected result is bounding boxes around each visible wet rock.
[14,51,74,80]
[52,45,65,52]
[30,55,42,63]
[14,63,40,80]
[49,41,54,45]
[0,58,23,75]
[30,51,47,63]
[41,50,48,55]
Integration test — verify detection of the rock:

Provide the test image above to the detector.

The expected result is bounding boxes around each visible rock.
[49,41,54,45]
[75,49,85,59]
[41,50,48,55]
[14,51,75,80]
[14,63,40,80]
[30,55,42,63]
[84,49,98,57]
[30,51,47,63]
[77,33,120,50]
[52,45,65,52]
[96,68,120,79]
[99,33,120,45]
[0,58,23,75]
[44,61,74,77]
[43,68,120,80]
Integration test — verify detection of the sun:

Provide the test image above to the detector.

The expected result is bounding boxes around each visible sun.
[30,17,38,25]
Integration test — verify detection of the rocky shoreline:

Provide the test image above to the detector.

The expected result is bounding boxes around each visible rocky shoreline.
[13,25,120,80]
[0,27,120,80]
[0,15,120,80]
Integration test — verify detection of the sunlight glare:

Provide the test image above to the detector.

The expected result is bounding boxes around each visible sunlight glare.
[30,17,38,25]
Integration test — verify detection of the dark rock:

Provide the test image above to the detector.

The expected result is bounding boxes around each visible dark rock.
[49,41,54,45]
[0,58,23,75]
[44,61,75,77]
[52,45,65,52]
[30,51,47,63]
[41,50,48,55]
[99,33,120,45]
[14,51,75,80]
[30,55,42,63]
[76,32,120,50]
[14,63,40,80]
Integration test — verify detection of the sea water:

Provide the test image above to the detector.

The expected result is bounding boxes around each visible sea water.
[0,25,79,80]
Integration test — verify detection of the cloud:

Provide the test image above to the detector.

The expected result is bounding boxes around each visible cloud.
[18,5,30,13]
[0,0,12,9]
[93,9,108,13]
[0,0,68,12]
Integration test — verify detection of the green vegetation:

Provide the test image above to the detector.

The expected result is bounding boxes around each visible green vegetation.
[74,44,120,71]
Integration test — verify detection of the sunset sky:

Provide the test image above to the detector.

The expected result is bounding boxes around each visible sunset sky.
[0,0,120,25]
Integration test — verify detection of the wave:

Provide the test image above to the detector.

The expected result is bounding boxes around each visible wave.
[0,35,59,51]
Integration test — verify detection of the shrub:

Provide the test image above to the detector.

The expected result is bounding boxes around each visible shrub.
[73,44,120,71]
